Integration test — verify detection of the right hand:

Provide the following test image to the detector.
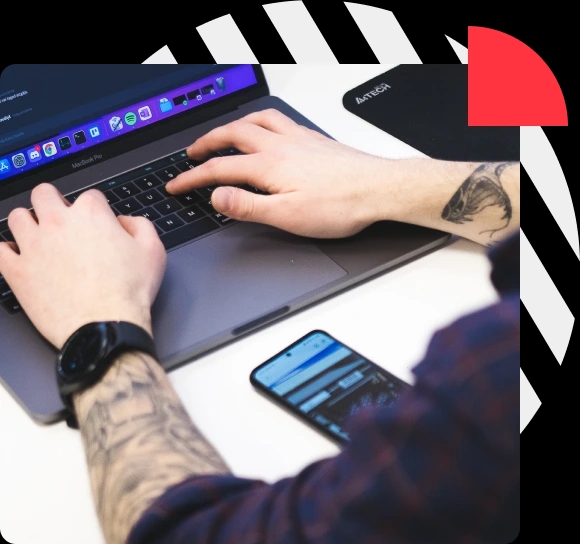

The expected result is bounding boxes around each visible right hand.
[166,109,388,238]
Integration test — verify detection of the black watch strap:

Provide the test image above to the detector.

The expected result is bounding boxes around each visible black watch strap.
[56,321,157,429]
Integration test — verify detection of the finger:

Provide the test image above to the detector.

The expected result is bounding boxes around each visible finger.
[117,215,166,294]
[7,208,37,247]
[0,241,19,276]
[30,183,68,222]
[60,192,72,207]
[187,121,279,160]
[117,214,160,245]
[167,154,268,194]
[239,109,305,136]
[76,188,116,218]
[211,187,284,225]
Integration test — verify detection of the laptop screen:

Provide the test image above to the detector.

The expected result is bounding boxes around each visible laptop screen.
[0,64,259,184]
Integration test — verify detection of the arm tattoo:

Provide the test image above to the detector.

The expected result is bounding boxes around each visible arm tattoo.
[442,162,516,239]
[74,352,230,544]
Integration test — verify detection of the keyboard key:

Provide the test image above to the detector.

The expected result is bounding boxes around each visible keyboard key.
[239,184,268,195]
[1,230,14,242]
[154,224,163,236]
[65,192,83,203]
[113,182,140,199]
[196,186,218,199]
[177,206,204,223]
[168,150,189,163]
[133,206,161,221]
[212,212,235,226]
[198,200,215,215]
[160,217,219,250]
[103,190,120,205]
[155,166,180,182]
[218,148,242,156]
[0,283,13,300]
[113,197,143,215]
[136,189,164,206]
[155,214,185,232]
[175,192,203,207]
[175,159,198,173]
[153,198,183,215]
[1,297,21,314]
[134,174,162,191]
[157,184,171,198]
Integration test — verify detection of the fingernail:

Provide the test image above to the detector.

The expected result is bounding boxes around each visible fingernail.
[213,187,234,212]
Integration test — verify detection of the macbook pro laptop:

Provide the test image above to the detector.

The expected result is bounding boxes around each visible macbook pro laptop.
[0,64,449,423]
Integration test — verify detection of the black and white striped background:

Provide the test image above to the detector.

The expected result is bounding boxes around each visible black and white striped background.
[0,3,576,542]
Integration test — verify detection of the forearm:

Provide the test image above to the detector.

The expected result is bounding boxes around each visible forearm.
[73,352,230,544]
[372,159,520,246]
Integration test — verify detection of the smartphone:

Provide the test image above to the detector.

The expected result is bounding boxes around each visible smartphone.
[250,330,410,445]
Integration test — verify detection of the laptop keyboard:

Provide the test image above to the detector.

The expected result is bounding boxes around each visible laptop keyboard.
[0,147,266,315]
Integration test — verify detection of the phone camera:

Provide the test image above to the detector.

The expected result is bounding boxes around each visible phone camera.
[286,353,292,357]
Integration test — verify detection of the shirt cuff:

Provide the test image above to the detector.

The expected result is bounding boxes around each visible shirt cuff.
[127,474,268,544]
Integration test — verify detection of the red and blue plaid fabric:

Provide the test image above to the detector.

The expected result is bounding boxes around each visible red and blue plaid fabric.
[128,233,520,544]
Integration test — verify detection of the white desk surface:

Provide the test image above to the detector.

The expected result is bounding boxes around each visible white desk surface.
[0,65,499,544]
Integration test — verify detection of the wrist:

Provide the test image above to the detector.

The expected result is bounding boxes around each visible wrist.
[368,157,450,224]
[73,350,162,416]
[55,309,153,350]
[357,156,400,225]
[54,321,159,427]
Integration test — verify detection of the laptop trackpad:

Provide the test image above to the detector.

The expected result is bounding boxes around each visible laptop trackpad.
[152,222,347,363]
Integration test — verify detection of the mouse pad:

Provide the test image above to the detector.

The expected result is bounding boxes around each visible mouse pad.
[343,64,519,162]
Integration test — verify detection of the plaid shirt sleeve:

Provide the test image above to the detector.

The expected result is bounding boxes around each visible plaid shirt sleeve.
[127,292,520,544]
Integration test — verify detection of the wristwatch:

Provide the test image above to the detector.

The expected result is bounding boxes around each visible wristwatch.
[56,321,157,429]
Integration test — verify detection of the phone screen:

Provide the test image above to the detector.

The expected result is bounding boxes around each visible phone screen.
[250,331,410,443]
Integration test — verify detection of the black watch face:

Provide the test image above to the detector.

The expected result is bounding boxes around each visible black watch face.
[57,323,109,380]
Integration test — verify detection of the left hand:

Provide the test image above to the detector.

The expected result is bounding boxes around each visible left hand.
[0,184,167,349]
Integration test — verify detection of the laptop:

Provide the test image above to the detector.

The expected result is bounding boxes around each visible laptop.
[0,64,449,423]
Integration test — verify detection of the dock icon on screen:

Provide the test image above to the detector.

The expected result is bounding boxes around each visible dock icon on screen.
[187,90,202,101]
[109,116,123,132]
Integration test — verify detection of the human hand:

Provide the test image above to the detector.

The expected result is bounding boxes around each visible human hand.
[166,109,388,238]
[0,184,166,349]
